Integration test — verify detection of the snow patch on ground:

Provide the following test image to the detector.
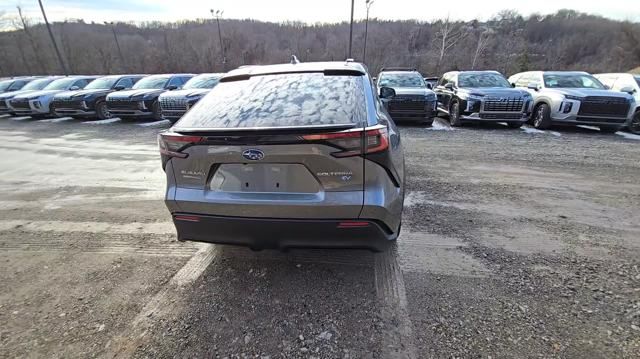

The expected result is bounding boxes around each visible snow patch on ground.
[549,131,562,137]
[10,116,31,121]
[82,118,121,125]
[138,119,171,128]
[616,131,640,140]
[38,117,74,123]
[427,119,455,131]
[577,125,600,131]
[0,114,10,119]
[521,125,546,134]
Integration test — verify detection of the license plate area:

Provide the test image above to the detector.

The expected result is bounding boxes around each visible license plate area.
[209,163,321,193]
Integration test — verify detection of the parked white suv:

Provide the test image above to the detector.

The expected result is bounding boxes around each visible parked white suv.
[594,73,640,134]
[509,71,635,133]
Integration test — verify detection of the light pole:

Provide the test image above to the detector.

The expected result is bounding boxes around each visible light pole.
[363,0,374,64]
[105,22,125,72]
[348,0,354,59]
[210,9,226,70]
[38,0,68,75]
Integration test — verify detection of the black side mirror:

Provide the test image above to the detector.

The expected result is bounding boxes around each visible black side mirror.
[114,85,125,91]
[426,83,433,90]
[511,83,516,88]
[167,85,178,90]
[444,83,454,91]
[379,86,396,99]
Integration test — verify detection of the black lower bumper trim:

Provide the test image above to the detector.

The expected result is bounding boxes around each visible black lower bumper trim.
[171,213,395,252]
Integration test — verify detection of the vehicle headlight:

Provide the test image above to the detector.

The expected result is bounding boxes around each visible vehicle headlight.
[33,100,41,108]
[138,101,147,109]
[424,93,436,101]
[564,95,583,101]
[466,94,484,102]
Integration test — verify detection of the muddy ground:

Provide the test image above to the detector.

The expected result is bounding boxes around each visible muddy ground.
[0,115,638,358]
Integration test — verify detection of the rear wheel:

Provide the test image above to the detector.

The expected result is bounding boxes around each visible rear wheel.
[629,110,640,135]
[533,103,551,129]
[507,122,523,129]
[449,101,463,127]
[598,125,620,134]
[95,101,111,120]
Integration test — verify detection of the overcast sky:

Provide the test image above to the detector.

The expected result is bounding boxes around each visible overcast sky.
[2,0,639,24]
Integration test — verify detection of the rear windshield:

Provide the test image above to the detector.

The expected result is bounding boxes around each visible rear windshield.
[176,73,366,129]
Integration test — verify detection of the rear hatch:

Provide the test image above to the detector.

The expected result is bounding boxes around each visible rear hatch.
[160,71,381,219]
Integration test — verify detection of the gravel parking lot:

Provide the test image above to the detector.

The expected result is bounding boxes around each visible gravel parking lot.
[0,114,638,358]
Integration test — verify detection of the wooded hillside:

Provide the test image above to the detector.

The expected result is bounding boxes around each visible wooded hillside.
[0,9,639,77]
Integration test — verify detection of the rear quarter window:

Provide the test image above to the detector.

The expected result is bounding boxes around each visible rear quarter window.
[176,73,366,129]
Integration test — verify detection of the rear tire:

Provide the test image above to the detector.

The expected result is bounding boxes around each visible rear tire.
[629,110,640,135]
[95,101,111,121]
[598,125,620,134]
[532,103,552,129]
[449,101,463,127]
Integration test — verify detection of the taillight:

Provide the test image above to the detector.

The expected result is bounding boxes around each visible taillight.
[158,132,204,158]
[302,125,389,157]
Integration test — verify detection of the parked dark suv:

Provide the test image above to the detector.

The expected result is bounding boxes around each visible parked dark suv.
[159,61,405,252]
[106,74,194,120]
[159,73,223,123]
[435,70,533,128]
[52,75,143,120]
[376,68,437,125]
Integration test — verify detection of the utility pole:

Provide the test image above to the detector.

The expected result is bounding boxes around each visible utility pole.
[210,9,226,70]
[105,22,125,72]
[348,0,354,58]
[363,0,374,63]
[38,0,68,75]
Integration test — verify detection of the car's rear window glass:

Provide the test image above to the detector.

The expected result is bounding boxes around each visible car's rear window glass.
[176,73,366,128]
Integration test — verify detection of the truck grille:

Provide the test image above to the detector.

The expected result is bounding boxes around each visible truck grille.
[10,99,30,110]
[54,99,84,109]
[578,97,629,118]
[388,95,427,112]
[107,101,138,110]
[160,97,188,112]
[483,97,524,112]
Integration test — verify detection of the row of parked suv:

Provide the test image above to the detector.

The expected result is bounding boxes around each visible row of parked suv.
[0,73,223,123]
[373,68,640,134]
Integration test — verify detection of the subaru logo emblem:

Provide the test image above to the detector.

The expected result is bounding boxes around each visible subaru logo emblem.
[242,149,264,161]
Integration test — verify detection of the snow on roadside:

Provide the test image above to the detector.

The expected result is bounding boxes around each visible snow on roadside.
[38,117,75,123]
[138,120,172,128]
[521,125,546,134]
[82,118,121,125]
[10,116,31,121]
[616,131,640,140]
[427,119,454,131]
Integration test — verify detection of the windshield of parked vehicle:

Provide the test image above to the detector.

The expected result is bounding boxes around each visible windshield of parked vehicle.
[84,77,118,90]
[378,73,425,88]
[458,73,511,88]
[132,76,170,89]
[183,76,221,89]
[543,74,605,89]
[21,78,53,91]
[0,80,12,91]
[43,78,77,91]
[176,73,366,128]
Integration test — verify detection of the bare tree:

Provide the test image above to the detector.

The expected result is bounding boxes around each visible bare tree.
[16,6,45,73]
[433,16,468,74]
[471,27,494,70]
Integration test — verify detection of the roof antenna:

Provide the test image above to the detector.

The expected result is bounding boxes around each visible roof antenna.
[290,55,300,64]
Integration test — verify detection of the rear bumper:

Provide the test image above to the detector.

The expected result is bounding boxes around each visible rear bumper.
[170,212,395,251]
